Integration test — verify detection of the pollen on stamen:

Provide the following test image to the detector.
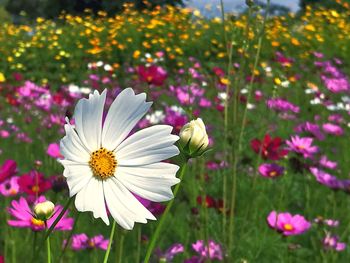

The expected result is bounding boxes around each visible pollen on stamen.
[89,147,117,180]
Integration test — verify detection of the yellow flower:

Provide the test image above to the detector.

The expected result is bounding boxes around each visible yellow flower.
[0,72,5,82]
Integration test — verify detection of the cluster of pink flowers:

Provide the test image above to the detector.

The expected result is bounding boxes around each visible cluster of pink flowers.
[66,233,109,251]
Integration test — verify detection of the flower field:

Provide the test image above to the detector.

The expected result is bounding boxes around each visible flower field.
[1,1,350,262]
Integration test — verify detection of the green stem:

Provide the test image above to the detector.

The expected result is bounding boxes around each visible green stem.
[144,162,188,263]
[59,212,80,262]
[117,230,125,263]
[45,221,51,263]
[103,220,117,263]
[227,0,270,257]
[135,226,141,263]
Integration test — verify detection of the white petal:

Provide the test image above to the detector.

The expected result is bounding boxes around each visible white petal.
[73,90,106,152]
[101,88,152,151]
[60,161,93,197]
[117,163,180,202]
[60,121,90,163]
[104,177,155,230]
[116,125,179,166]
[74,177,109,225]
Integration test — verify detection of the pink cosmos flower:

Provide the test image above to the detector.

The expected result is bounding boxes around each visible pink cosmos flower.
[267,211,311,236]
[68,233,109,250]
[286,136,318,158]
[0,159,17,183]
[8,196,73,231]
[294,122,324,141]
[266,98,300,114]
[319,155,337,170]
[137,65,167,86]
[322,123,344,136]
[156,243,184,262]
[188,240,223,262]
[323,234,346,251]
[47,143,63,159]
[0,176,20,196]
[18,170,51,196]
[258,163,284,178]
[309,167,348,190]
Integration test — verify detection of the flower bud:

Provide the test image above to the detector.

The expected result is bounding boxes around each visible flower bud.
[179,118,209,157]
[34,201,55,221]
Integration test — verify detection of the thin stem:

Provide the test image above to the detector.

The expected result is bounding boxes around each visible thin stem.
[103,220,117,263]
[45,221,51,263]
[144,162,188,263]
[135,226,141,263]
[59,212,80,262]
[117,230,125,263]
[227,0,270,257]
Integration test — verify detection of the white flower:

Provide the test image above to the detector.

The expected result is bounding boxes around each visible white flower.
[59,88,180,230]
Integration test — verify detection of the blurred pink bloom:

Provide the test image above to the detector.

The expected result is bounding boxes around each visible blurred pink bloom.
[137,65,167,86]
[47,143,63,159]
[267,211,311,236]
[319,155,337,170]
[286,136,318,158]
[0,176,20,196]
[68,233,109,250]
[266,98,300,113]
[0,159,17,183]
[323,234,346,251]
[8,196,73,231]
[258,163,284,178]
[322,123,344,136]
[191,240,223,261]
[156,243,184,262]
[18,170,51,196]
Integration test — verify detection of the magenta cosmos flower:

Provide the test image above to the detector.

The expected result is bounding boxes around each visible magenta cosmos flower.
[137,65,167,86]
[188,240,223,262]
[68,233,109,250]
[286,136,318,158]
[18,170,51,196]
[0,176,20,196]
[258,163,284,178]
[8,196,73,231]
[322,123,344,136]
[323,234,346,251]
[267,211,311,236]
[0,159,17,183]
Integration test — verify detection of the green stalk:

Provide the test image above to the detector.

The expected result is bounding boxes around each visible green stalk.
[59,212,80,262]
[45,221,51,263]
[116,230,125,263]
[144,162,188,263]
[103,220,117,263]
[227,0,270,257]
[135,226,141,263]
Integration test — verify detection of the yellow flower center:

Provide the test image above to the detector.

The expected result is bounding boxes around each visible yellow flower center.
[283,223,294,231]
[31,217,45,226]
[32,185,40,193]
[269,171,277,177]
[89,147,117,180]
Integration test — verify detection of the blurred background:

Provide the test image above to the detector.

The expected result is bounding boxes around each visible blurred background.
[0,0,348,22]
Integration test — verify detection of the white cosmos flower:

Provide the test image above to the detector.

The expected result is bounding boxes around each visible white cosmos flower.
[59,88,180,230]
